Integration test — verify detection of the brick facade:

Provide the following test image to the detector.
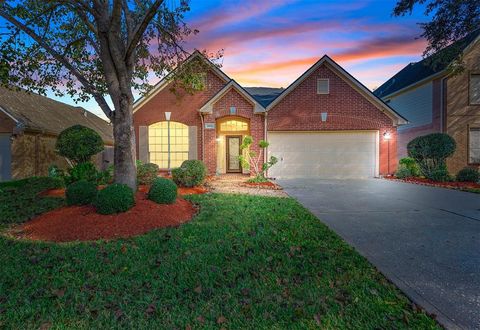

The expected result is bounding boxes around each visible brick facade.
[267,62,398,175]
[133,54,402,177]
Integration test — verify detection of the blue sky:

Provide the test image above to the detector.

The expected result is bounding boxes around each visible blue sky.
[49,0,430,119]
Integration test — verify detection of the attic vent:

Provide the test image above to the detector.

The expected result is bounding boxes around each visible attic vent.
[83,111,88,117]
[317,78,329,94]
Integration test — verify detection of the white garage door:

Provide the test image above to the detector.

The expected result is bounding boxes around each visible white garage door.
[268,131,379,179]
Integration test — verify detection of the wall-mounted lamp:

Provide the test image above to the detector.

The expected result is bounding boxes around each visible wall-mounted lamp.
[164,111,172,121]
[383,131,392,140]
[216,137,222,142]
[321,112,328,122]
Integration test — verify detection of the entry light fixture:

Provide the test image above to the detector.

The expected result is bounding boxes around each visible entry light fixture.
[383,131,392,140]
[165,111,171,121]
[216,137,222,142]
[321,112,328,122]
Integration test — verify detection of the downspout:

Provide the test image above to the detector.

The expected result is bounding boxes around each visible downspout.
[200,112,205,161]
[440,75,449,133]
[264,111,268,177]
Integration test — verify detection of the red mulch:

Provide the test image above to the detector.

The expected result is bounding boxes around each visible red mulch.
[40,184,207,198]
[386,176,480,190]
[16,190,197,243]
[242,181,281,190]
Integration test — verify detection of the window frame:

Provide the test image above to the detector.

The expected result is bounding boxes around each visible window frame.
[469,73,480,105]
[468,126,480,165]
[148,121,189,169]
[317,78,330,95]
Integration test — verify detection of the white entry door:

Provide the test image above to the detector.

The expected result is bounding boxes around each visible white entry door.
[268,131,379,179]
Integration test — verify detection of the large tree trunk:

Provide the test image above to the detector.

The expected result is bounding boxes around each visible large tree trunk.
[112,94,137,190]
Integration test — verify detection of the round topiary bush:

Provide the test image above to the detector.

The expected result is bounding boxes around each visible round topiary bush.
[407,133,456,180]
[148,178,177,204]
[56,125,104,164]
[66,180,97,206]
[456,167,480,182]
[137,161,159,185]
[94,184,135,215]
[172,160,207,187]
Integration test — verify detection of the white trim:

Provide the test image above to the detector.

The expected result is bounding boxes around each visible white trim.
[133,50,230,113]
[375,130,380,178]
[266,55,407,126]
[0,105,19,123]
[198,80,266,114]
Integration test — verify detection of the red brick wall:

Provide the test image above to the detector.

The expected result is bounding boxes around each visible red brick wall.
[133,69,227,164]
[397,78,443,158]
[204,88,265,173]
[267,62,398,175]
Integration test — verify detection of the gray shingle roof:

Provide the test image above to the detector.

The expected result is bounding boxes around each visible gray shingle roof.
[0,86,113,144]
[244,87,284,107]
[374,29,480,98]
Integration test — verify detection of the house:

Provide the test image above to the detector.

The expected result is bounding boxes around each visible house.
[375,29,480,174]
[0,86,114,181]
[133,51,407,179]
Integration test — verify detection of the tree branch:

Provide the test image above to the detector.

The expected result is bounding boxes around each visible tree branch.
[0,7,113,118]
[125,0,164,62]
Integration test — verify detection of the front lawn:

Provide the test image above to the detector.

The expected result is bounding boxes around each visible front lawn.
[0,193,438,329]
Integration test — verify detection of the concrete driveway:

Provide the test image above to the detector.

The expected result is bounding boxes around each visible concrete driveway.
[278,178,480,330]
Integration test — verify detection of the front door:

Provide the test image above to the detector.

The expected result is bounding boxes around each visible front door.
[226,136,242,173]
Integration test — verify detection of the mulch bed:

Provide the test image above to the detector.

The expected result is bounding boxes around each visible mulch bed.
[241,181,282,190]
[14,190,198,243]
[385,176,480,190]
[40,185,208,198]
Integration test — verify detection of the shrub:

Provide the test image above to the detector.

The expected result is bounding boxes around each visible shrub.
[395,165,412,179]
[407,133,456,181]
[430,164,452,182]
[94,184,135,215]
[137,161,159,185]
[148,178,177,204]
[398,157,420,177]
[456,167,480,182]
[56,125,104,164]
[67,162,98,184]
[238,136,278,180]
[172,160,207,187]
[66,180,97,206]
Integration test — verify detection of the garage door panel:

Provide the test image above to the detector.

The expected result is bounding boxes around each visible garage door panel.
[268,132,378,179]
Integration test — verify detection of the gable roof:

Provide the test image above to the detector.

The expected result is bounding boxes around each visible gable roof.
[266,55,407,126]
[374,29,480,98]
[199,80,266,114]
[0,86,113,144]
[133,50,230,112]
[244,87,284,107]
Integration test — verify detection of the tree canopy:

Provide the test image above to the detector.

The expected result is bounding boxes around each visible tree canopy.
[393,0,480,58]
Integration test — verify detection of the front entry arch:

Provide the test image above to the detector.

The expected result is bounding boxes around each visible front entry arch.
[216,116,250,174]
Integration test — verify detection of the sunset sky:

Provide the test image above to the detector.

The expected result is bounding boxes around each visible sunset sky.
[53,0,430,118]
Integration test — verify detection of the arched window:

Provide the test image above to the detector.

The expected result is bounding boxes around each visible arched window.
[148,121,189,168]
[218,118,249,133]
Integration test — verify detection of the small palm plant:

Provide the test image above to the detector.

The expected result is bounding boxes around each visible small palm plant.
[238,136,278,182]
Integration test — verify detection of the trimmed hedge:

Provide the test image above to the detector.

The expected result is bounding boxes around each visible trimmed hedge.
[56,125,104,164]
[407,133,456,181]
[172,160,207,187]
[94,184,135,215]
[395,165,412,179]
[456,167,480,183]
[137,162,159,185]
[66,180,97,206]
[148,178,177,204]
[68,162,98,184]
[398,157,419,177]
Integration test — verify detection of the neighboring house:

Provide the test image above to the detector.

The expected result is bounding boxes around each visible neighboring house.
[375,29,480,174]
[133,51,406,179]
[0,86,114,181]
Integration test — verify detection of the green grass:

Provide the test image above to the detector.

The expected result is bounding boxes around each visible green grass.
[0,177,65,224]
[0,193,438,329]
